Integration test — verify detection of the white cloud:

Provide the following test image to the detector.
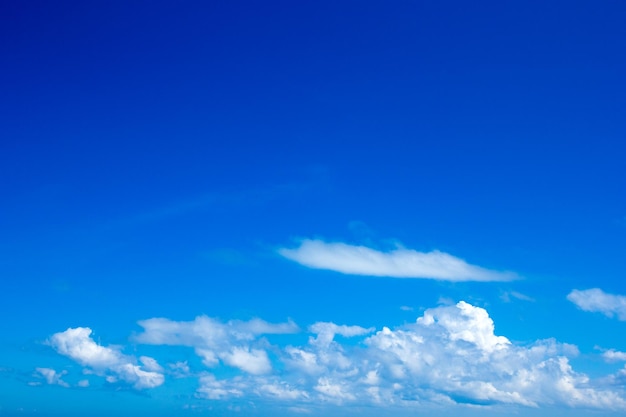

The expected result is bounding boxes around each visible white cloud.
[34,367,69,388]
[255,381,309,400]
[168,361,191,378]
[47,327,164,389]
[221,347,272,375]
[361,303,623,409]
[267,303,623,408]
[49,303,626,411]
[603,349,626,362]
[279,239,516,282]
[197,374,244,400]
[606,365,626,387]
[567,288,626,320]
[309,322,374,347]
[314,377,356,402]
[287,406,312,414]
[140,356,164,373]
[134,316,298,374]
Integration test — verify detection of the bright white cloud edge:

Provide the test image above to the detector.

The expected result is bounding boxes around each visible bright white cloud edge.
[47,328,164,389]
[279,239,517,282]
[567,288,626,321]
[44,302,626,412]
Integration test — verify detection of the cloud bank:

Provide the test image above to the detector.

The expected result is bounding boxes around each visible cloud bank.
[279,239,516,282]
[567,288,626,320]
[44,303,626,411]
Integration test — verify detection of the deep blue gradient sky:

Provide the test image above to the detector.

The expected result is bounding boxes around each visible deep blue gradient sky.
[1,1,626,416]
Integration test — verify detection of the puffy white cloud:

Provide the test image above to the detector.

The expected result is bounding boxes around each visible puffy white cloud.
[279,239,516,282]
[606,366,626,387]
[568,288,626,320]
[49,303,626,411]
[282,322,372,379]
[140,356,164,373]
[603,349,626,362]
[284,346,324,375]
[134,316,298,374]
[34,367,69,388]
[259,303,625,409]
[363,303,621,409]
[47,327,164,389]
[221,347,272,375]
[314,377,356,402]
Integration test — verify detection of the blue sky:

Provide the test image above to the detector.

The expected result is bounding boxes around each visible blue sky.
[1,1,626,415]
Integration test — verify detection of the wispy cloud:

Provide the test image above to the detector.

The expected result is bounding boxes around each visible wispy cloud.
[33,368,69,388]
[567,288,626,321]
[46,303,626,410]
[279,239,516,282]
[500,291,535,303]
[103,171,330,230]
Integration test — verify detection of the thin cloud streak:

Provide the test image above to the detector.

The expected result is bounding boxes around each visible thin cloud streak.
[279,239,517,282]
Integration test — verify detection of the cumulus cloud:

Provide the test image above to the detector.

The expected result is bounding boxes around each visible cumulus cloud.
[279,239,516,282]
[48,303,626,411]
[361,303,620,408]
[567,288,626,320]
[185,304,626,410]
[603,349,626,363]
[47,327,164,389]
[134,316,298,375]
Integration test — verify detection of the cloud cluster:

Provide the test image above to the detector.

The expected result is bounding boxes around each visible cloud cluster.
[133,316,299,375]
[46,302,626,411]
[275,302,622,409]
[48,327,164,389]
[567,288,626,320]
[279,239,516,282]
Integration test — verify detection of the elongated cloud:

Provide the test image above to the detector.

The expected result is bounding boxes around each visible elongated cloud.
[279,239,516,282]
[567,288,626,321]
